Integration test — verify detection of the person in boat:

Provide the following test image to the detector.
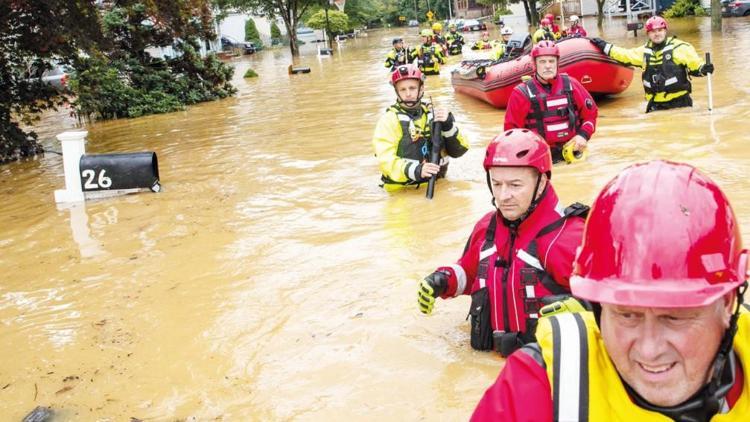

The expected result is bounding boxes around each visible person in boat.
[532,18,558,44]
[471,31,496,50]
[490,27,514,61]
[431,22,448,50]
[504,41,598,164]
[544,13,561,35]
[472,160,750,422]
[372,64,468,192]
[590,16,714,113]
[384,38,412,71]
[445,23,465,55]
[566,15,587,37]
[410,29,446,75]
[417,129,587,356]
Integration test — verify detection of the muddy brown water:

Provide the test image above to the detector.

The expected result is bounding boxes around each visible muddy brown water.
[1,16,750,420]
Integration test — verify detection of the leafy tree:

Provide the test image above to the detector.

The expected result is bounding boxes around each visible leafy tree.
[664,0,707,17]
[307,9,349,35]
[270,20,282,40]
[245,18,263,46]
[0,0,102,163]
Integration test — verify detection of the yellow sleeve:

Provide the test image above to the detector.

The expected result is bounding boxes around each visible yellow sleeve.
[436,45,446,64]
[490,44,505,61]
[673,41,704,73]
[606,44,646,68]
[372,111,415,184]
[532,29,543,44]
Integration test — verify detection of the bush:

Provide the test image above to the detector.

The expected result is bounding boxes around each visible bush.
[245,19,263,47]
[270,21,282,40]
[664,0,707,17]
[494,8,513,18]
[244,68,258,78]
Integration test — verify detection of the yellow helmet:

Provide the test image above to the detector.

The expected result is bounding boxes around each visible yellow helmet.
[449,23,457,29]
[420,29,434,37]
[432,22,443,31]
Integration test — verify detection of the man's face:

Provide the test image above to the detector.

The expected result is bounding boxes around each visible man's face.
[394,41,404,50]
[482,34,490,41]
[648,28,667,44]
[501,34,511,43]
[600,297,733,407]
[422,36,431,44]
[395,79,422,107]
[535,56,558,81]
[489,166,544,221]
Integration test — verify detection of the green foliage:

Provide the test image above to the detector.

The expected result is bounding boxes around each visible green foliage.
[72,4,236,121]
[494,7,513,18]
[244,68,259,78]
[664,0,708,17]
[0,0,102,163]
[245,18,263,46]
[306,10,350,34]
[270,21,282,40]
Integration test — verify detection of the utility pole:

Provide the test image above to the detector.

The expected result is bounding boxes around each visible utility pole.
[414,0,419,22]
[711,0,722,30]
[448,0,453,19]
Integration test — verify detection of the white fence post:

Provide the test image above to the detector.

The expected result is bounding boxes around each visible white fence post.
[54,131,88,203]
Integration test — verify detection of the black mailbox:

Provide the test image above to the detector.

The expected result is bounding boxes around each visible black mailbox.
[79,152,160,192]
[627,22,644,31]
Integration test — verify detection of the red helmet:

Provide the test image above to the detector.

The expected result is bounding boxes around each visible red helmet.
[540,18,551,26]
[571,160,748,308]
[531,40,559,71]
[390,64,424,86]
[545,13,555,21]
[645,16,668,32]
[483,129,552,177]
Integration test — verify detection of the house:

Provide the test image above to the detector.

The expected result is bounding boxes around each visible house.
[453,0,493,19]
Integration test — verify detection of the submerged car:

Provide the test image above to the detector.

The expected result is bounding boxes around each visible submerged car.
[221,36,256,54]
[722,0,750,16]
[462,19,487,32]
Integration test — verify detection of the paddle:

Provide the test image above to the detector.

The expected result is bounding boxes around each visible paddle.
[426,120,443,200]
[706,52,713,113]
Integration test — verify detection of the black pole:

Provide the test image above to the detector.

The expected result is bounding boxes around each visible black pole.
[426,121,443,199]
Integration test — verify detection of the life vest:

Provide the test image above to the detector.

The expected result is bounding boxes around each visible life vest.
[472,202,588,337]
[518,74,578,146]
[536,305,750,421]
[386,48,409,70]
[642,38,692,97]
[446,32,464,55]
[472,40,494,50]
[380,104,436,186]
[416,44,441,75]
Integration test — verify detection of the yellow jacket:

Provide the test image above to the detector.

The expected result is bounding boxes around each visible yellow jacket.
[532,28,558,44]
[605,36,705,104]
[536,307,750,420]
[372,103,468,190]
[410,44,446,75]
[490,42,507,61]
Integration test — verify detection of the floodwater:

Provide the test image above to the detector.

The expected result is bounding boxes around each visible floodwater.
[2,16,750,420]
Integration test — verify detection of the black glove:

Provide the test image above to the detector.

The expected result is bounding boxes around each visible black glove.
[418,270,450,314]
[700,62,714,75]
[440,112,455,131]
[590,37,608,52]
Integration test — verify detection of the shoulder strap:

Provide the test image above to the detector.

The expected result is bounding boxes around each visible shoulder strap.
[535,202,589,239]
[476,214,498,286]
[560,75,577,130]
[524,79,547,136]
[550,312,590,422]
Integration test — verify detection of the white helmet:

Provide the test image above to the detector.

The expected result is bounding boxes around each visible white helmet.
[500,27,513,35]
[569,15,580,22]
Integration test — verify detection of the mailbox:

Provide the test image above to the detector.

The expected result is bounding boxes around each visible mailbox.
[79,152,160,192]
[627,22,644,31]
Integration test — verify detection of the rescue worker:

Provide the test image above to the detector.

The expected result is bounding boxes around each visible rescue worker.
[384,38,412,71]
[417,130,587,357]
[504,41,598,164]
[431,22,447,50]
[471,31,495,50]
[545,13,561,35]
[590,16,714,113]
[567,15,587,36]
[472,160,750,421]
[410,29,446,75]
[372,64,468,192]
[532,18,557,44]
[445,23,465,55]
[490,27,513,61]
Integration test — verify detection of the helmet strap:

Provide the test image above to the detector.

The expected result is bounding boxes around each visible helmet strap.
[395,83,424,109]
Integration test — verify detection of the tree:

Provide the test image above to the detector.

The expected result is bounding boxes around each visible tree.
[307,9,349,36]
[245,18,263,46]
[596,0,606,28]
[219,0,319,57]
[270,20,282,40]
[0,0,102,164]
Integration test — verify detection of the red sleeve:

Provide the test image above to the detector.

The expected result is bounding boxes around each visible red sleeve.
[437,212,494,297]
[503,87,531,131]
[471,350,553,421]
[538,216,585,289]
[571,77,598,141]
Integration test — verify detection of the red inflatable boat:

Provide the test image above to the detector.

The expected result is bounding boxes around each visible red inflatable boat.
[451,37,634,108]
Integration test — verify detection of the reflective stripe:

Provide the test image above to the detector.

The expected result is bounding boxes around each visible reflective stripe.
[546,122,569,132]
[525,86,536,99]
[397,114,411,122]
[664,76,678,86]
[479,278,486,289]
[479,245,497,261]
[517,249,543,271]
[449,264,467,296]
[524,285,535,298]
[663,44,674,52]
[603,44,611,55]
[546,98,568,108]
[643,80,652,88]
[643,47,653,55]
[552,313,589,422]
[405,159,419,181]
[442,126,458,137]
